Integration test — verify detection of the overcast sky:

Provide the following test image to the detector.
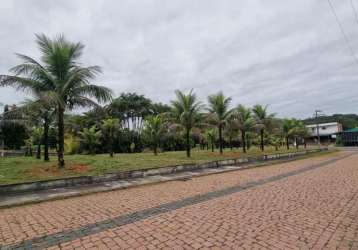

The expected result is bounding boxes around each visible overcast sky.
[1,0,358,118]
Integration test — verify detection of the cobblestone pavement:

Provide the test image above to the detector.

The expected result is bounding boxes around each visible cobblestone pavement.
[1,151,358,249]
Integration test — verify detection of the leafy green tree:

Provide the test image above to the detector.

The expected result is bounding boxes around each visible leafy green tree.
[232,105,255,153]
[109,93,152,131]
[101,118,120,157]
[142,115,166,155]
[171,90,203,157]
[79,126,102,155]
[207,92,233,154]
[0,34,112,167]
[252,104,275,152]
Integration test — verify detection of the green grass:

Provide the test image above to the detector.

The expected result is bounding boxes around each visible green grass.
[0,146,320,185]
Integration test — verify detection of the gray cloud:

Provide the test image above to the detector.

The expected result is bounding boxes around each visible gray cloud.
[1,0,358,118]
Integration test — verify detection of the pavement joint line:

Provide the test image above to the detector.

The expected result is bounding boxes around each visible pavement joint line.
[2,152,355,250]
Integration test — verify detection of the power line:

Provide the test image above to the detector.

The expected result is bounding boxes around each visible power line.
[327,0,358,66]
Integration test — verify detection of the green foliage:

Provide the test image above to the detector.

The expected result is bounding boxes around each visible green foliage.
[79,126,102,155]
[64,134,80,155]
[231,105,255,153]
[31,127,43,145]
[252,104,275,151]
[207,91,233,154]
[101,118,120,157]
[205,128,217,152]
[142,115,166,155]
[171,89,203,157]
[0,34,112,167]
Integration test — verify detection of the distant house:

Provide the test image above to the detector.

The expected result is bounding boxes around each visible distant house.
[306,122,343,142]
[339,128,358,146]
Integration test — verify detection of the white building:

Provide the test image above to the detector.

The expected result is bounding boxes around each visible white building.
[306,122,343,139]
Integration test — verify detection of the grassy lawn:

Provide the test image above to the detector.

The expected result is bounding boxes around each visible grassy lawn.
[0,146,319,185]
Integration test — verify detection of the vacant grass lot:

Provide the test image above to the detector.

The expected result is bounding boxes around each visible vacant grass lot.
[0,146,319,185]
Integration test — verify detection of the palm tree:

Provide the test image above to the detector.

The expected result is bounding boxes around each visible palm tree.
[252,104,275,152]
[282,119,295,150]
[31,127,44,159]
[224,118,239,150]
[232,105,255,153]
[102,118,120,157]
[79,126,102,155]
[171,90,203,157]
[205,128,217,152]
[207,92,233,154]
[14,96,54,161]
[288,120,308,149]
[0,34,112,167]
[142,115,166,155]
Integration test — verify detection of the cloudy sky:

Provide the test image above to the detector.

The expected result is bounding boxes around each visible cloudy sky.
[1,0,358,118]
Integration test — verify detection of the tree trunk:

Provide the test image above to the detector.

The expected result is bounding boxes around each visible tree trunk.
[286,136,289,150]
[275,145,278,151]
[211,141,214,152]
[206,143,209,150]
[260,129,264,152]
[36,143,41,159]
[109,135,114,157]
[295,137,299,149]
[43,115,49,162]
[230,137,233,150]
[57,106,65,168]
[186,128,191,157]
[154,145,157,155]
[241,131,246,153]
[219,124,223,154]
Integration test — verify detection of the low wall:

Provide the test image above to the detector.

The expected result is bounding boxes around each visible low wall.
[0,148,327,195]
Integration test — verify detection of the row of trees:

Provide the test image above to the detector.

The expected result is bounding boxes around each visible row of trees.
[0,34,309,168]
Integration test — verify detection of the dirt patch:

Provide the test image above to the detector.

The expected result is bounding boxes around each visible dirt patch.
[26,164,90,178]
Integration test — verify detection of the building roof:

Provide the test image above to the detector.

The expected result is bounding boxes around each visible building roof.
[343,128,358,133]
[306,122,340,128]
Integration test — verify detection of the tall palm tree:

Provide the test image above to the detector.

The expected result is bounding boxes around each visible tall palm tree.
[207,92,233,154]
[102,118,120,157]
[171,90,203,157]
[0,34,112,167]
[252,104,275,152]
[142,115,166,155]
[232,105,255,153]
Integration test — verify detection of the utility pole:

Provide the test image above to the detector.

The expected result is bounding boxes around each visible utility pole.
[315,110,323,148]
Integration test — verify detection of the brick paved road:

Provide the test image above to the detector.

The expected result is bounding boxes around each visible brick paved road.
[1,151,358,249]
